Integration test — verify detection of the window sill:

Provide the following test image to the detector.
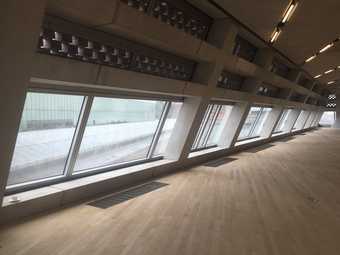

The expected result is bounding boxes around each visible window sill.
[272,131,288,137]
[188,146,225,158]
[2,159,175,208]
[235,136,264,146]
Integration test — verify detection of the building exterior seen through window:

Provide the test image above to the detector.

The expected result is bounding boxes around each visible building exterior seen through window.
[319,111,336,126]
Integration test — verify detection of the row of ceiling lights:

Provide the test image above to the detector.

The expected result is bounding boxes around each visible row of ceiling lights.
[266,0,335,87]
[270,0,299,43]
[305,38,340,63]
[308,40,340,86]
[314,66,340,79]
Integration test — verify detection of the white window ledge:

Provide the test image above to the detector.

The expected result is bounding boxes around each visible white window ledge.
[2,159,175,208]
[235,136,265,146]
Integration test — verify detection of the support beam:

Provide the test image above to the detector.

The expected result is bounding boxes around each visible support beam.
[261,106,283,138]
[165,19,238,162]
[333,89,340,128]
[219,102,250,148]
[0,0,46,204]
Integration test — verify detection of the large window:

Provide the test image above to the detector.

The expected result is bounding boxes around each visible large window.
[319,111,335,126]
[292,110,305,130]
[7,91,183,192]
[191,103,233,151]
[8,92,84,186]
[74,97,165,172]
[238,106,272,140]
[273,109,292,133]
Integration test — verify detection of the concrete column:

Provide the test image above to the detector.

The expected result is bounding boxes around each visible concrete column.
[285,69,302,100]
[315,111,323,127]
[333,89,340,128]
[242,47,274,94]
[218,102,250,148]
[0,1,46,203]
[207,18,238,52]
[261,106,283,138]
[165,97,209,161]
[284,109,300,132]
[165,19,238,161]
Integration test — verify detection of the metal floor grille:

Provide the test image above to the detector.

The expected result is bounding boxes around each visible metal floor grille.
[203,157,237,167]
[88,182,169,209]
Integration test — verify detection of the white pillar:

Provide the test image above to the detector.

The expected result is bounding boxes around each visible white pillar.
[0,0,46,203]
[333,90,340,128]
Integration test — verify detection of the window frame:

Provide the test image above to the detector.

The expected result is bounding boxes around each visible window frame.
[273,108,292,134]
[292,110,305,130]
[6,89,183,194]
[191,101,234,152]
[237,106,272,142]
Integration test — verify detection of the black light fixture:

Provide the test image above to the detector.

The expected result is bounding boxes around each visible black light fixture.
[270,0,299,44]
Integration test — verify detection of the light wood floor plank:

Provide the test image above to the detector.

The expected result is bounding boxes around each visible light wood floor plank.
[1,128,340,255]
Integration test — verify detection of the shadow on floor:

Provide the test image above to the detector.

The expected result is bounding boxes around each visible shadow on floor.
[203,157,238,167]
[275,136,296,142]
[245,144,275,153]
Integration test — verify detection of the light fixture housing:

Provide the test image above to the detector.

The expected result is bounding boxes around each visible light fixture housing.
[314,74,322,79]
[319,43,334,53]
[328,81,336,85]
[282,1,299,24]
[270,28,281,44]
[305,55,316,63]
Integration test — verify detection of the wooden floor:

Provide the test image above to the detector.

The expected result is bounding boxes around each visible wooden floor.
[1,128,340,255]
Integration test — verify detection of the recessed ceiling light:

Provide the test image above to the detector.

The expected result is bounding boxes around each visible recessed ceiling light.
[314,74,322,79]
[319,43,334,53]
[325,69,335,74]
[270,28,281,43]
[328,81,336,85]
[305,55,316,63]
[282,1,299,23]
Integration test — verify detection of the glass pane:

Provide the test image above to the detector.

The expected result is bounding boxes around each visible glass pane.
[319,111,335,126]
[197,105,219,148]
[8,92,84,186]
[238,107,261,140]
[252,107,271,136]
[206,105,233,146]
[74,97,165,172]
[274,109,292,132]
[293,110,305,130]
[153,102,183,156]
[191,103,229,151]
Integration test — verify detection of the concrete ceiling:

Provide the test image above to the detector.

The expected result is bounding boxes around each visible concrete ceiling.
[212,0,340,88]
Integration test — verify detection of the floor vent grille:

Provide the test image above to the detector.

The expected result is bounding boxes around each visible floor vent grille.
[203,157,237,167]
[88,182,169,209]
